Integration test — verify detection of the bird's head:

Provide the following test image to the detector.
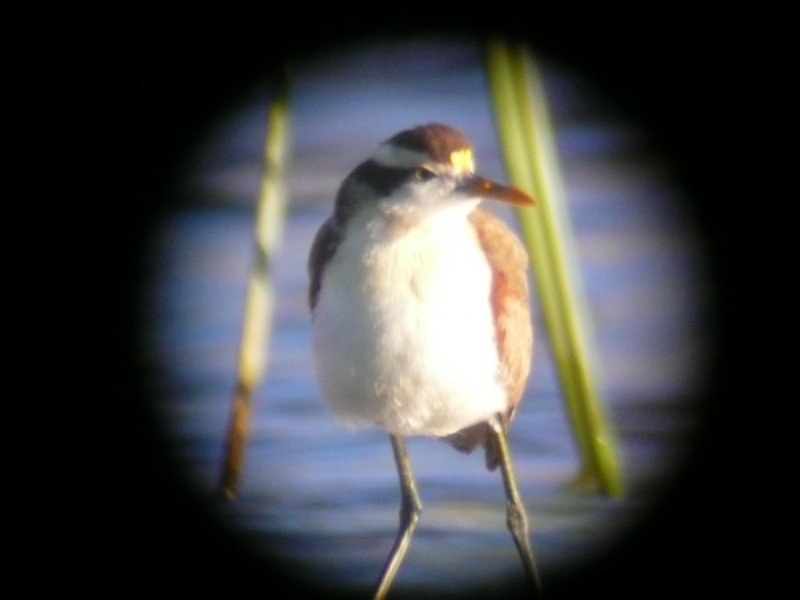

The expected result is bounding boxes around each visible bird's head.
[334,123,534,224]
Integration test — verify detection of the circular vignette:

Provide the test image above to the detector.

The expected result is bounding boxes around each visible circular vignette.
[111,30,735,600]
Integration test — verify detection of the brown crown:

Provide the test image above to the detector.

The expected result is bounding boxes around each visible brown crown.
[384,123,473,164]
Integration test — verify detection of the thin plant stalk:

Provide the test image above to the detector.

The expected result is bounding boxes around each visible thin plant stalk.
[486,41,623,497]
[219,82,290,500]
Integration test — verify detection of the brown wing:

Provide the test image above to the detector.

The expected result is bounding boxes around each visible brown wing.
[308,216,342,311]
[444,208,533,470]
[471,208,533,413]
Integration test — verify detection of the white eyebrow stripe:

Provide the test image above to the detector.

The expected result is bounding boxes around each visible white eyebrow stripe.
[372,144,431,169]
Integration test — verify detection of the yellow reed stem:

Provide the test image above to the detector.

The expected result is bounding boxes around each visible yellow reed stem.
[219,80,290,500]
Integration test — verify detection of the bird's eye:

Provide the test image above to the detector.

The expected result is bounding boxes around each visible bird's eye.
[414,167,436,181]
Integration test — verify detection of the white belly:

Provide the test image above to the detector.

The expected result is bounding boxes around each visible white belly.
[311,209,506,437]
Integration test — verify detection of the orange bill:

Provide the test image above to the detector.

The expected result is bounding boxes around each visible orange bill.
[461,176,536,206]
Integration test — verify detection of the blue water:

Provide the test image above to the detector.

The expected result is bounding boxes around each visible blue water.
[143,40,709,596]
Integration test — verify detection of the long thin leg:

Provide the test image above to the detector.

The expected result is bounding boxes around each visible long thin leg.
[373,435,422,600]
[488,415,543,596]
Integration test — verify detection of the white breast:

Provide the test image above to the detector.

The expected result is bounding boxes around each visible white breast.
[311,205,506,437]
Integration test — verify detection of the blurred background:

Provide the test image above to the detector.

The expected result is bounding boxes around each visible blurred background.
[103,27,752,600]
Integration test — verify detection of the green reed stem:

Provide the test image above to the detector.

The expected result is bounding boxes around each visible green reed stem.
[486,41,623,497]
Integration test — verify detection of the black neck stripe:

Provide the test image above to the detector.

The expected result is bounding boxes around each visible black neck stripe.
[334,160,416,223]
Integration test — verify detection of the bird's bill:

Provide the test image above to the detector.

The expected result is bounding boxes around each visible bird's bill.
[460,176,536,206]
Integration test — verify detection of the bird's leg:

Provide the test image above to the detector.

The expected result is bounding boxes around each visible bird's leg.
[488,415,543,596]
[373,435,422,600]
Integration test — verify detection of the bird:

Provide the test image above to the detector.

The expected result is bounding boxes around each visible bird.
[308,123,541,599]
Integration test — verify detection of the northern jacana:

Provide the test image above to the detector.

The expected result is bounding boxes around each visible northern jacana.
[308,123,540,598]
